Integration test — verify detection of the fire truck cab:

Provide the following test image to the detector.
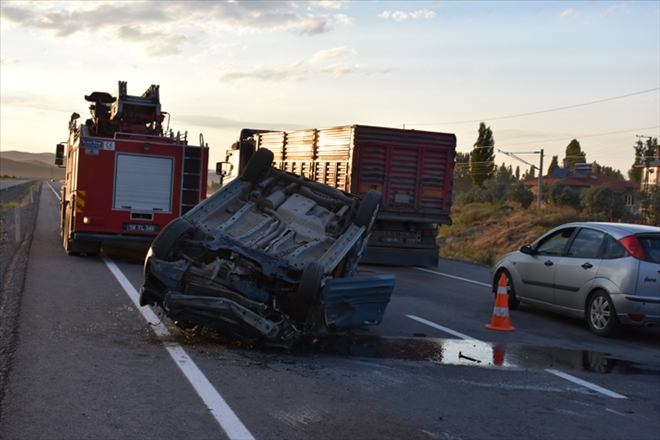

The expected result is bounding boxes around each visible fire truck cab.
[56,81,209,255]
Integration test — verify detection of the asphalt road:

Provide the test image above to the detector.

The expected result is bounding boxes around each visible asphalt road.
[1,184,659,440]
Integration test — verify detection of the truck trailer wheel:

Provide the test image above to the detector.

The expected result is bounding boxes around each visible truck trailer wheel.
[286,261,324,321]
[151,218,195,260]
[242,148,274,183]
[355,190,382,231]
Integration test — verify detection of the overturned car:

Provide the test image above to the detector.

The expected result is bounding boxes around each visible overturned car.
[139,148,395,346]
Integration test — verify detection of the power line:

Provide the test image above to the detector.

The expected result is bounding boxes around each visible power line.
[408,88,660,126]
[495,126,659,148]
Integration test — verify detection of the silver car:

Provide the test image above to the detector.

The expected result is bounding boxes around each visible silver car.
[491,222,660,337]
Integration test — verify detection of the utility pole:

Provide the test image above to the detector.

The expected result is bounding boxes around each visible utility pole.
[497,149,544,209]
[636,135,652,191]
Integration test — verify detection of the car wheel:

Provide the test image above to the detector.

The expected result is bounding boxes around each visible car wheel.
[355,190,382,231]
[587,290,620,337]
[286,261,324,321]
[242,148,274,183]
[151,218,194,260]
[494,269,520,310]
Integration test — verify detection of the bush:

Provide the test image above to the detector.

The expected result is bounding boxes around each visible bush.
[545,182,581,208]
[580,184,625,221]
[639,185,660,225]
[507,182,535,208]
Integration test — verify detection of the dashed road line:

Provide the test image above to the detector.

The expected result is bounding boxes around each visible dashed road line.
[406,314,627,399]
[412,267,491,288]
[103,257,256,440]
[546,369,626,399]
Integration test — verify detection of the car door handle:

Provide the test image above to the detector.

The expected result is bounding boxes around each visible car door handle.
[581,262,593,269]
[544,260,554,266]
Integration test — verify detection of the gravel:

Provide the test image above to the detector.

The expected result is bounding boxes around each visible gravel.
[0,181,41,419]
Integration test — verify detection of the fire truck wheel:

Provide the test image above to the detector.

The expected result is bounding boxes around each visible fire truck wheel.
[354,190,382,231]
[242,148,274,183]
[286,261,323,321]
[151,218,195,260]
[63,203,80,256]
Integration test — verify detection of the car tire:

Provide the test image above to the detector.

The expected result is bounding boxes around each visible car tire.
[151,218,194,260]
[286,261,324,321]
[242,148,274,183]
[587,290,621,337]
[355,190,382,231]
[494,269,520,310]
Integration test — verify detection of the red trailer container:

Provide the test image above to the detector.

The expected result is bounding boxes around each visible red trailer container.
[56,81,209,255]
[218,125,456,266]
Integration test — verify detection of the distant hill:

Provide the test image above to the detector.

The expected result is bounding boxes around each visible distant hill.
[0,151,64,180]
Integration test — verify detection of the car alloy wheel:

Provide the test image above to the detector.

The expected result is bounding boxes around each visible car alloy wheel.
[587,290,620,337]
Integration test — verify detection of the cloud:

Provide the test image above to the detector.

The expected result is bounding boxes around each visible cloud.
[319,63,355,78]
[173,114,308,131]
[294,14,333,35]
[216,61,309,86]
[117,26,188,57]
[1,57,23,68]
[333,13,353,26]
[0,2,347,58]
[379,9,435,22]
[310,46,356,64]
[560,8,575,18]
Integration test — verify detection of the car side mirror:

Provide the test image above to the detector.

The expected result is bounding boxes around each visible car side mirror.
[520,245,533,255]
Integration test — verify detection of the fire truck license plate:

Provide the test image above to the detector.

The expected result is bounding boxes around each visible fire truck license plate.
[123,223,159,232]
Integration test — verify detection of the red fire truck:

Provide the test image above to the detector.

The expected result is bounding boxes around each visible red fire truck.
[55,81,209,255]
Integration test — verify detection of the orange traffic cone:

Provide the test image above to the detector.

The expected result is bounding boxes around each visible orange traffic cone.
[485,274,516,332]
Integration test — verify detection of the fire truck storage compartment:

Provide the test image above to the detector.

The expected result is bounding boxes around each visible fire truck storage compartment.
[113,153,174,213]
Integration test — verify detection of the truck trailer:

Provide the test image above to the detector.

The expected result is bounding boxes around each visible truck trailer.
[217,125,456,266]
[56,81,209,255]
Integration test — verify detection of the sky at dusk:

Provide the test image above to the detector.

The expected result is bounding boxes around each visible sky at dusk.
[1,1,659,176]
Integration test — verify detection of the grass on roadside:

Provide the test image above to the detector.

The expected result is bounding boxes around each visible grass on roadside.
[437,203,582,266]
[0,181,38,216]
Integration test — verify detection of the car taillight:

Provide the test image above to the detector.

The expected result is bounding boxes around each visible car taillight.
[628,314,645,322]
[618,235,646,261]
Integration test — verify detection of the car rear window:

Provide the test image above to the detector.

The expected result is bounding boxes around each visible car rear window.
[638,234,660,264]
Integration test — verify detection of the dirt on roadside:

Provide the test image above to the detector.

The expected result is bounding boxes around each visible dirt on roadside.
[0,181,41,419]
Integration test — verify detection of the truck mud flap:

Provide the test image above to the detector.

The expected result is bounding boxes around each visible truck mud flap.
[322,275,395,328]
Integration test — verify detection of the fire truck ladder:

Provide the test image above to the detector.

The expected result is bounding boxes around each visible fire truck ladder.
[180,143,205,215]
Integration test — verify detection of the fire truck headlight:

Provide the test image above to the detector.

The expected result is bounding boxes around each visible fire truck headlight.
[83,217,91,224]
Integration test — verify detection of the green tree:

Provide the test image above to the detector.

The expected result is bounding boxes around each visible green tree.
[470,122,495,187]
[565,139,586,170]
[593,161,624,180]
[580,184,625,221]
[453,151,473,194]
[515,166,520,181]
[628,137,658,184]
[639,185,660,225]
[494,162,515,184]
[545,182,581,208]
[522,166,536,180]
[547,155,559,175]
[507,182,535,208]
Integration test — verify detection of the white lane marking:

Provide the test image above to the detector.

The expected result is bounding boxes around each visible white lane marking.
[545,369,627,399]
[605,408,627,416]
[48,182,61,200]
[406,315,476,340]
[103,257,256,440]
[407,315,627,399]
[413,267,491,288]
